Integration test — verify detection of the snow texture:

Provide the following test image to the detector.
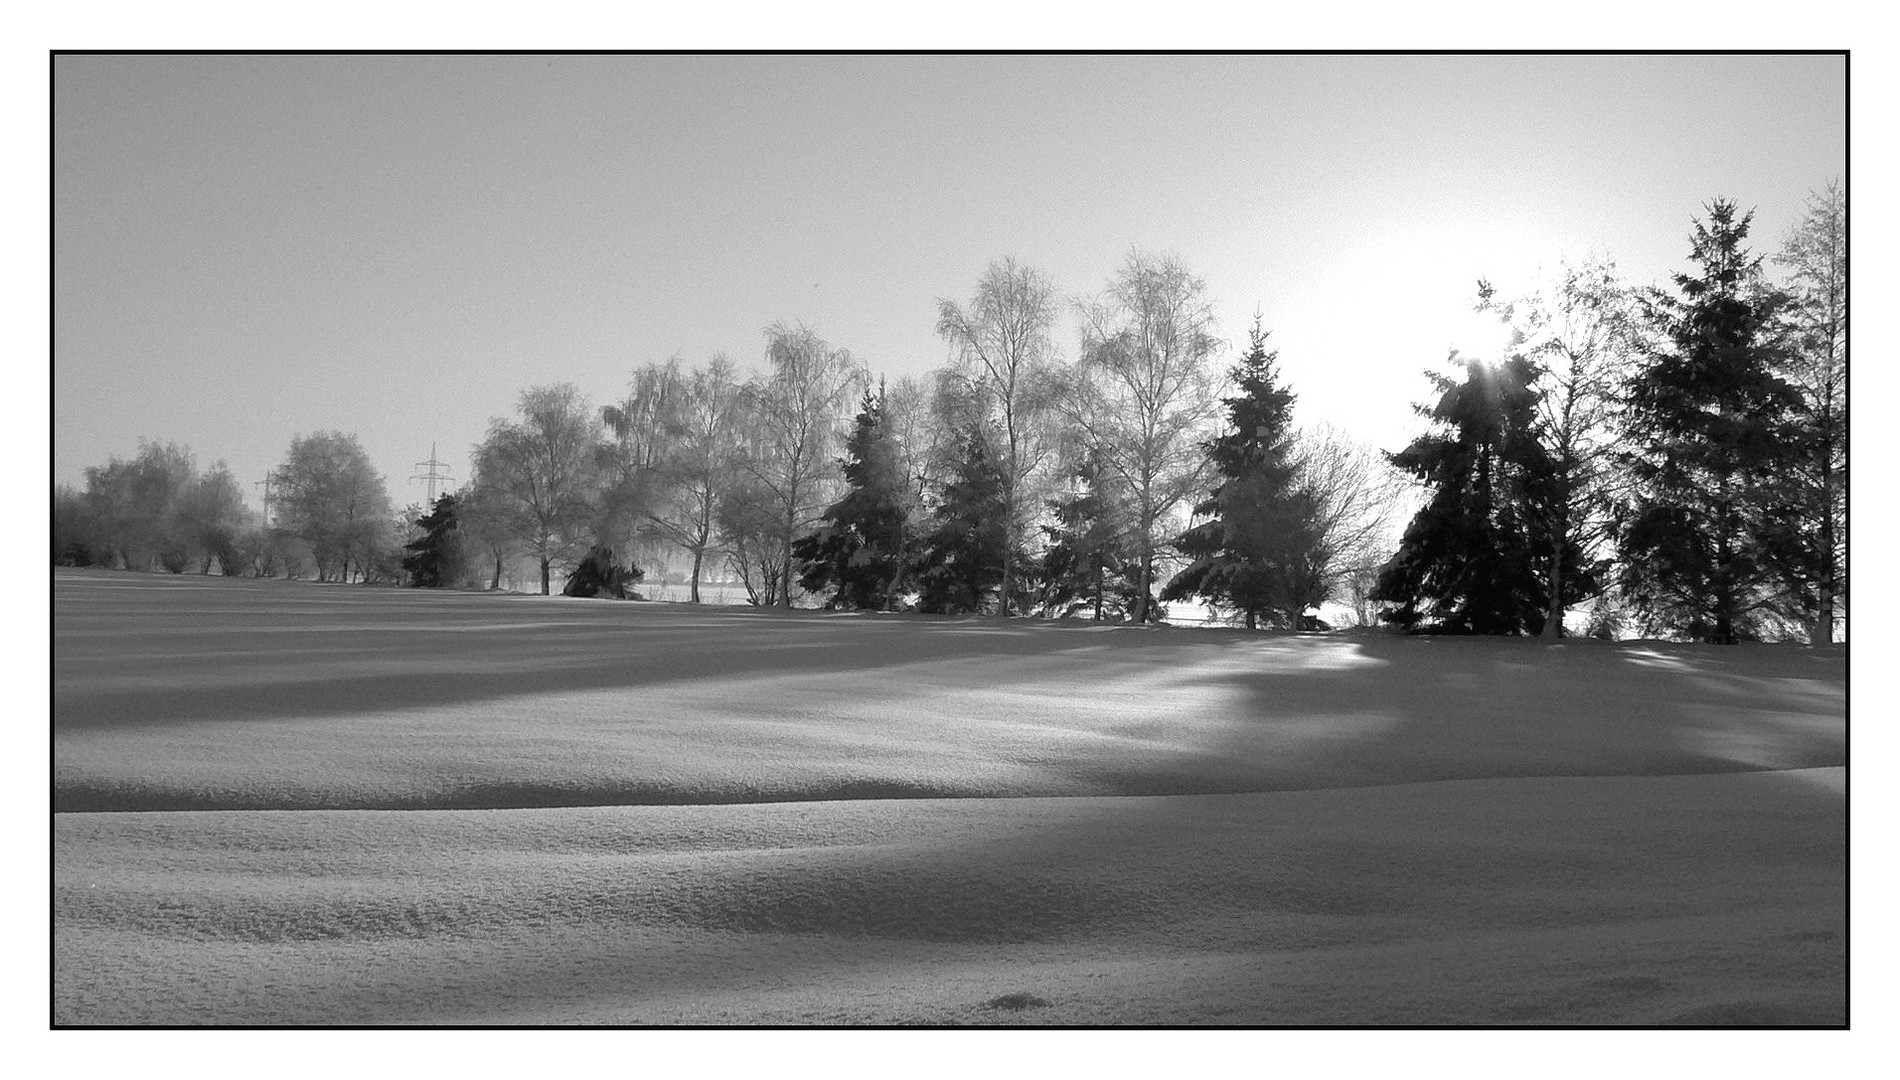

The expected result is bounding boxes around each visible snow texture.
[52,569,1845,1026]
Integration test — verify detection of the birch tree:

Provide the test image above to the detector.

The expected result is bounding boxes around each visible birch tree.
[597,359,681,556]
[1767,181,1847,644]
[1293,422,1405,620]
[1069,251,1223,623]
[648,354,745,602]
[275,432,392,583]
[742,323,867,607]
[936,258,1062,616]
[474,383,601,595]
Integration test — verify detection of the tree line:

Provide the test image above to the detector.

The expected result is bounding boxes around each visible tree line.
[54,430,398,583]
[1372,186,1845,645]
[54,184,1845,644]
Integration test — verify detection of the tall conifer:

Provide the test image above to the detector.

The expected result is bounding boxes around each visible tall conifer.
[914,425,1012,614]
[1039,447,1140,620]
[793,387,912,610]
[1163,317,1321,630]
[1373,354,1559,634]
[1617,200,1800,643]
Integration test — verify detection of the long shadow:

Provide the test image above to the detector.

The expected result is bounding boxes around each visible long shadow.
[54,570,1234,733]
[1191,634,1845,785]
[52,569,1849,1023]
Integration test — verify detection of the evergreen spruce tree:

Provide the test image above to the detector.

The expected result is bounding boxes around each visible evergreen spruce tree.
[1617,200,1801,643]
[792,387,912,609]
[1372,353,1558,634]
[914,425,1012,614]
[401,493,464,588]
[1162,317,1322,630]
[1038,447,1140,620]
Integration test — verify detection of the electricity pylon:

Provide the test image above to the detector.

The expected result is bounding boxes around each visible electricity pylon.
[410,442,454,504]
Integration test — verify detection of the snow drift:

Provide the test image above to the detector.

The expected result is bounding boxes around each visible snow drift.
[52,570,1846,1025]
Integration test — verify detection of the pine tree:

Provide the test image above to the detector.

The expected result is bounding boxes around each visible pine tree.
[401,493,463,588]
[793,386,913,610]
[1038,447,1140,620]
[1476,259,1630,637]
[914,425,1012,615]
[1617,199,1801,644]
[1162,317,1322,630]
[1373,353,1561,634]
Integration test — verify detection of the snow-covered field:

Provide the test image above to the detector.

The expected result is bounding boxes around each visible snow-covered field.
[52,568,1846,1026]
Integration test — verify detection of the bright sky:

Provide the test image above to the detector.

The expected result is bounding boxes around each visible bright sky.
[52,53,1844,512]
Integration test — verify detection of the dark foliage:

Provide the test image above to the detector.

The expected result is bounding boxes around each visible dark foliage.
[793,388,913,610]
[913,425,1013,614]
[53,484,96,566]
[1162,317,1324,630]
[402,494,464,588]
[562,544,644,598]
[1616,200,1801,643]
[1373,353,1578,634]
[1037,447,1143,620]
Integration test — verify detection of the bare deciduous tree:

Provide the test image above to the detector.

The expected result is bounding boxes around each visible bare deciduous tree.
[180,461,255,575]
[81,440,198,572]
[742,323,867,607]
[275,431,392,583]
[597,359,682,556]
[1478,256,1634,636]
[647,354,745,602]
[1293,422,1407,623]
[1771,181,1847,644]
[936,258,1063,616]
[473,383,601,595]
[1069,250,1223,623]
[454,477,519,591]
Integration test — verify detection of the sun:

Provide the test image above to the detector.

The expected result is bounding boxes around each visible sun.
[1444,308,1518,365]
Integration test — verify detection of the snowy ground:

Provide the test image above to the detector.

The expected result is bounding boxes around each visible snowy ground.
[51,568,1846,1026]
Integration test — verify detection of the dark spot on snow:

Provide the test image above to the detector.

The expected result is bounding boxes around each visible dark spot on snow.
[986,992,1050,1011]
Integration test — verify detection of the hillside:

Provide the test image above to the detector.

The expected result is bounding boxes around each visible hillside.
[52,569,1847,1025]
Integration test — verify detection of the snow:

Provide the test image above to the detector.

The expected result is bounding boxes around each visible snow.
[52,568,1846,1026]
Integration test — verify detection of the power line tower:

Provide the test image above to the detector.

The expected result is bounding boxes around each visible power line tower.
[255,472,277,528]
[411,442,454,504]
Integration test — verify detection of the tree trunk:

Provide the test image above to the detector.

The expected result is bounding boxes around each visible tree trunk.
[1136,553,1153,624]
[1714,485,1736,645]
[1131,521,1153,624]
[884,531,906,612]
[1712,542,1734,644]
[1541,543,1565,638]
[689,547,704,604]
[490,554,502,591]
[779,519,795,608]
[998,485,1013,619]
[999,548,1013,618]
[1812,451,1836,646]
[540,556,551,596]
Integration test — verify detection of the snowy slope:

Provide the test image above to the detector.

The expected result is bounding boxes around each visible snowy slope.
[51,569,1846,1025]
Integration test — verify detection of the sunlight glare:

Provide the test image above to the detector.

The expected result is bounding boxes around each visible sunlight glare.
[1444,308,1517,365]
